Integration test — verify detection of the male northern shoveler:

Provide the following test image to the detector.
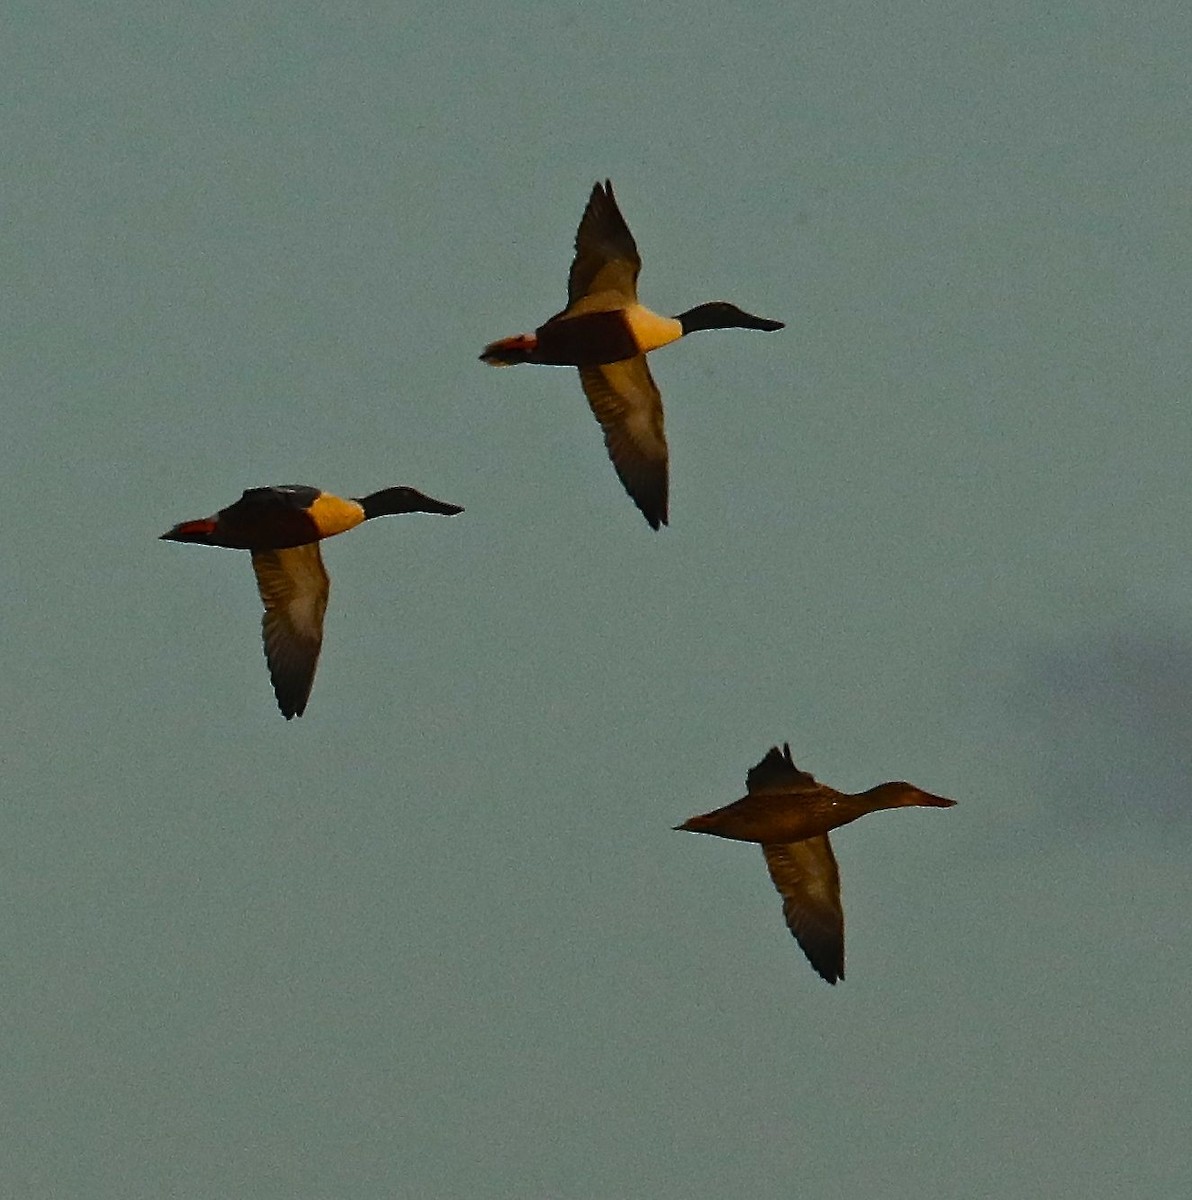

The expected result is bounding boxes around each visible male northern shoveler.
[676,743,955,983]
[161,484,462,719]
[481,181,783,529]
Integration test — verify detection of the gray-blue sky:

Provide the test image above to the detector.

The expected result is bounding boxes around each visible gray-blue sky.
[3,2,1190,1197]
[1015,625,1192,835]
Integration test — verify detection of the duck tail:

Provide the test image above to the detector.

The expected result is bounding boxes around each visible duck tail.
[674,813,717,834]
[480,333,538,366]
[160,517,218,544]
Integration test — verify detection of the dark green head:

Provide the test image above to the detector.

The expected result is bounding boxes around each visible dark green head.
[676,302,784,336]
[356,487,464,520]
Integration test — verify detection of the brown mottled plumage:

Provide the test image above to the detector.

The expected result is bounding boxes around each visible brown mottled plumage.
[677,743,955,984]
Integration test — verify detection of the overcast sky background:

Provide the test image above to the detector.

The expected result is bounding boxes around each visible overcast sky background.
[3,3,1190,1197]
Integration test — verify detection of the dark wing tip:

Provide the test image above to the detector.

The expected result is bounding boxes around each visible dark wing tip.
[579,179,630,239]
[271,674,310,720]
[805,933,844,984]
[640,499,668,531]
[746,742,817,793]
[279,683,308,718]
[788,919,845,985]
[631,485,667,530]
[747,744,793,788]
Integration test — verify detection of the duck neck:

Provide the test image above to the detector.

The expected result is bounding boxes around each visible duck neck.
[676,302,739,335]
[355,487,464,520]
[858,782,953,811]
[675,301,784,335]
[357,489,411,520]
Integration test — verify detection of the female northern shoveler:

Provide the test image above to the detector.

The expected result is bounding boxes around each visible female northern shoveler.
[481,180,783,529]
[161,484,462,719]
[676,743,955,984]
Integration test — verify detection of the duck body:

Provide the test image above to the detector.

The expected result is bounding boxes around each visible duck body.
[485,305,684,368]
[676,743,954,984]
[161,484,463,719]
[481,180,783,528]
[161,485,367,551]
[677,789,873,845]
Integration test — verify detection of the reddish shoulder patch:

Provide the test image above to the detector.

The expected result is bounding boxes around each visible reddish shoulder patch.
[172,517,218,537]
[480,333,539,365]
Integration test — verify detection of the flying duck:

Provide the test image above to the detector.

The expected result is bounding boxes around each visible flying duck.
[161,484,463,719]
[676,744,955,984]
[481,180,783,529]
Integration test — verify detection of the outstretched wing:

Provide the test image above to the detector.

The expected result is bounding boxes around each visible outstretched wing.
[746,743,818,794]
[577,356,668,529]
[250,544,330,719]
[568,180,641,306]
[762,837,844,984]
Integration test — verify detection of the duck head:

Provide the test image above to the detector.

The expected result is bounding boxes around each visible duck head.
[862,781,956,811]
[676,302,785,335]
[357,487,464,519]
